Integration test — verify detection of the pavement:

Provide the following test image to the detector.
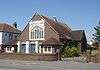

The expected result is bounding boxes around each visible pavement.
[0,59,100,70]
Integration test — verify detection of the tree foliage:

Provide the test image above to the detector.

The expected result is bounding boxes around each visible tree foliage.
[62,47,79,57]
[93,22,100,42]
[61,41,79,57]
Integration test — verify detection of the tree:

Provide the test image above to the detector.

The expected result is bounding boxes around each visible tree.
[92,21,100,51]
[93,22,100,42]
[61,41,79,58]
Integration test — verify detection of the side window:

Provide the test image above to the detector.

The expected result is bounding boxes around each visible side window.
[44,46,52,52]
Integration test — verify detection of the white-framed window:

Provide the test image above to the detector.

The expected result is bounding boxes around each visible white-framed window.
[48,47,51,52]
[44,46,52,53]
[6,47,14,53]
[31,26,44,40]
[45,47,48,51]
[7,47,11,51]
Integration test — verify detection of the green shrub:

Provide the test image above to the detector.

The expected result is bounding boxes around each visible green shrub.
[62,47,79,58]
[61,41,79,58]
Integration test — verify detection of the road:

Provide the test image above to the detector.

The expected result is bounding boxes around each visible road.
[0,59,100,70]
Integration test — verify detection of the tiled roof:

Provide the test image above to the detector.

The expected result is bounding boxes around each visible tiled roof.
[41,15,71,39]
[18,13,86,43]
[0,23,21,33]
[71,30,84,41]
[42,38,62,45]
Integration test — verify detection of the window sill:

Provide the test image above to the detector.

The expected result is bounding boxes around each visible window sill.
[29,38,45,41]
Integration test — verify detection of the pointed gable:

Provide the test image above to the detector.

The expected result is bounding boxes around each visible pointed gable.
[18,13,44,41]
[19,13,73,42]
[31,13,43,21]
[30,13,72,37]
[71,30,86,41]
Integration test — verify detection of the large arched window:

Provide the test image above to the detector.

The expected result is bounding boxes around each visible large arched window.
[31,26,44,39]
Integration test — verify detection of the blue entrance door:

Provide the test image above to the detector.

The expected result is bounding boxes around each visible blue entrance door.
[29,44,35,53]
[20,44,26,53]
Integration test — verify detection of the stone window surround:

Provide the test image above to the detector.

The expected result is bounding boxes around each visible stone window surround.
[29,19,45,41]
[31,26,44,40]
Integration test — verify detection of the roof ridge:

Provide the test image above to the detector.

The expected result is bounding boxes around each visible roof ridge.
[41,15,71,32]
[6,23,21,32]
[40,15,59,34]
[72,30,84,32]
[57,21,72,32]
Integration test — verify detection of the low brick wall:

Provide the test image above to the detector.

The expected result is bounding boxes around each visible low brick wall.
[87,53,100,63]
[0,53,58,61]
[90,54,100,63]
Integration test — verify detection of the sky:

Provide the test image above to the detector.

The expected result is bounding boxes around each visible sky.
[0,0,99,42]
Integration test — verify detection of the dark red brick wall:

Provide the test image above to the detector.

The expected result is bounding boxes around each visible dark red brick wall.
[0,53,59,61]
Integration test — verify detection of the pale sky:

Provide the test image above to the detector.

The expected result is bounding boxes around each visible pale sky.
[0,0,99,42]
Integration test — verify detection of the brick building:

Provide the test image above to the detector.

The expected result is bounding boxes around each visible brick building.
[17,13,87,54]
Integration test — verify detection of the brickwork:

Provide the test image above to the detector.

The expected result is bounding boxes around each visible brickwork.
[87,53,100,63]
[0,53,59,61]
[90,54,100,63]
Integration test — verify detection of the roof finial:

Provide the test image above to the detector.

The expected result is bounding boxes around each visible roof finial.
[13,22,17,28]
[53,16,57,22]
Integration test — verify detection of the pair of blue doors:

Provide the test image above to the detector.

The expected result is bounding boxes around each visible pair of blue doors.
[20,44,35,53]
